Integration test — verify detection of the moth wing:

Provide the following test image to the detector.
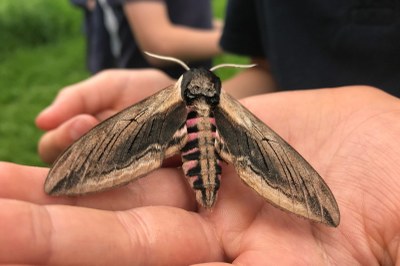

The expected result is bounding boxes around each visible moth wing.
[45,84,187,195]
[214,91,340,227]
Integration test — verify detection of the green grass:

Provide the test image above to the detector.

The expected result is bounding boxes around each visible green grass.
[0,0,89,165]
[0,0,81,59]
[0,0,246,166]
[0,37,89,165]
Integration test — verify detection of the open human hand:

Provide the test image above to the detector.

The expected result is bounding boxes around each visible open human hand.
[1,84,399,265]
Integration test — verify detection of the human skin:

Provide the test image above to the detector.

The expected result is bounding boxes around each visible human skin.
[123,1,222,67]
[0,69,399,265]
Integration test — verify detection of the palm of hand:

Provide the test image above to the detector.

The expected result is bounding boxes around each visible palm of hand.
[1,86,399,265]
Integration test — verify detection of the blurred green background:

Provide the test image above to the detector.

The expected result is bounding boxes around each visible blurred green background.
[0,0,245,166]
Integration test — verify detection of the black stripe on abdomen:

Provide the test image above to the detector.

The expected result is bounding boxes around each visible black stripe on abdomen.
[181,108,222,208]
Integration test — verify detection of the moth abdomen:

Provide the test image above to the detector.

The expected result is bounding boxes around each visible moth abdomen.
[181,109,221,208]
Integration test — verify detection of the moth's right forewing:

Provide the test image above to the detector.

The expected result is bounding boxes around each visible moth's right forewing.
[214,91,340,227]
[45,84,187,196]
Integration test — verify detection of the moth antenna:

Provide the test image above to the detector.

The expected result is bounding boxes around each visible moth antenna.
[210,63,257,72]
[144,51,190,71]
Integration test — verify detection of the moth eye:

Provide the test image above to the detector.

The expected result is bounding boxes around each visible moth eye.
[185,90,195,99]
[183,89,196,104]
[207,96,219,106]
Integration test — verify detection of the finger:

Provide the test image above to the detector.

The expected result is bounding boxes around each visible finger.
[0,163,49,200]
[0,201,223,265]
[36,69,173,131]
[35,70,130,130]
[0,162,195,211]
[38,114,99,164]
[192,263,231,266]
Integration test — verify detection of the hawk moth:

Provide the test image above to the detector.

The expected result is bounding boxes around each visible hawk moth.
[45,53,340,227]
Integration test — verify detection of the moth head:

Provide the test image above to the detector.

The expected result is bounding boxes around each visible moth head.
[181,68,221,107]
[143,51,255,107]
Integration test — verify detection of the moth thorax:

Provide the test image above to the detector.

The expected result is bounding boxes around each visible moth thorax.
[181,68,221,106]
[190,98,213,116]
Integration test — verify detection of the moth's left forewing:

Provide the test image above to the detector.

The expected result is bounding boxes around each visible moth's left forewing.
[45,83,188,196]
[214,90,340,227]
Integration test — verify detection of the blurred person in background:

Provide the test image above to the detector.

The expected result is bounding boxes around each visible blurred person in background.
[71,0,222,78]
[220,0,400,97]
